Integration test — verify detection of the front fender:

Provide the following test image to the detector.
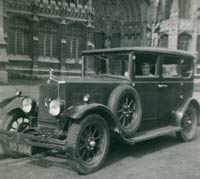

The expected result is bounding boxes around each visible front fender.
[64,103,117,130]
[0,96,25,127]
[173,98,200,126]
[0,96,24,114]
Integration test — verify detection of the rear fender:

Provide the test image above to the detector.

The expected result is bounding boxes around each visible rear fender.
[173,98,200,126]
[63,103,117,130]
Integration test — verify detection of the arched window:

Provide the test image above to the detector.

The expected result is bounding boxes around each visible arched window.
[164,0,172,19]
[65,24,86,63]
[159,34,168,48]
[8,17,30,56]
[179,0,190,19]
[39,22,58,58]
[178,33,191,51]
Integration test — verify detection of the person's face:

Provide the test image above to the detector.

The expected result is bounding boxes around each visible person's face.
[142,63,151,75]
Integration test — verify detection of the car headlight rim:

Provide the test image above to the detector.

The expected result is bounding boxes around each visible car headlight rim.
[49,99,64,116]
[22,97,33,113]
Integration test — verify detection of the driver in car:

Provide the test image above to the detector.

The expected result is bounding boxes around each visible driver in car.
[141,62,154,77]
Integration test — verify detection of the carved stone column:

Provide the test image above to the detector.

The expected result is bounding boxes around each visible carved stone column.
[168,0,179,49]
[87,0,95,50]
[32,4,39,79]
[0,0,8,82]
[87,25,94,50]
[60,18,67,75]
[190,0,198,59]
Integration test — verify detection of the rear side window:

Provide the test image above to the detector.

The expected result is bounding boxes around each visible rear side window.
[161,56,180,78]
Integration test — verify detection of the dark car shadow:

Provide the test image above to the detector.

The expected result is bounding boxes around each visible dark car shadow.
[105,134,180,168]
[21,133,183,171]
[0,133,197,173]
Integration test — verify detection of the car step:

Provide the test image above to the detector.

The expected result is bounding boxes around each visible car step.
[122,126,182,145]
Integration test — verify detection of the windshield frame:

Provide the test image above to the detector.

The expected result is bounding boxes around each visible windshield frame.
[81,51,133,79]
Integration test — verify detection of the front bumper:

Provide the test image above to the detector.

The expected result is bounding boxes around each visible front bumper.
[0,129,68,151]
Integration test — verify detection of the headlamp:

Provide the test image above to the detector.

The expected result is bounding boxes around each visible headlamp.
[49,99,64,116]
[22,98,34,113]
[83,94,91,103]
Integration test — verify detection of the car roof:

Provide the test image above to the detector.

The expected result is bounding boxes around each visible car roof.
[82,47,195,59]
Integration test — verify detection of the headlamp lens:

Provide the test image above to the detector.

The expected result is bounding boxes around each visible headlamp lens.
[22,98,32,113]
[49,99,64,116]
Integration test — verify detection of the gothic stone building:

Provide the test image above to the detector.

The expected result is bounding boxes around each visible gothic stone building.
[0,0,200,81]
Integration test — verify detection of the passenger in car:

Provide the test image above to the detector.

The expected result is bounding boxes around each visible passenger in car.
[141,62,154,76]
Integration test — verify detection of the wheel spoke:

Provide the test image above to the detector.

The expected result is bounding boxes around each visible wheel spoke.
[125,97,129,105]
[86,150,90,161]
[126,116,131,125]
[80,135,87,142]
[119,115,124,122]
[131,103,136,110]
[9,128,16,132]
[92,127,98,137]
[128,100,134,107]
[187,114,193,120]
[15,120,19,126]
[119,113,124,121]
[118,109,123,113]
[129,110,133,115]
[10,126,17,130]
[95,134,101,141]
[122,116,126,126]
[79,144,87,151]
[17,118,23,125]
[88,126,92,136]
[80,148,87,160]
[12,121,19,129]
[125,117,129,126]
[84,128,91,138]
[89,150,95,159]
[24,118,29,123]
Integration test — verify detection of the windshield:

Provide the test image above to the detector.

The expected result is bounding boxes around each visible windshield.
[83,53,129,77]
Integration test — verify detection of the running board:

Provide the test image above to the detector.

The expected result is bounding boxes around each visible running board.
[122,126,182,145]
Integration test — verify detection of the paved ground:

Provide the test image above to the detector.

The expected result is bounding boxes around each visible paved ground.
[0,134,200,179]
[0,82,200,179]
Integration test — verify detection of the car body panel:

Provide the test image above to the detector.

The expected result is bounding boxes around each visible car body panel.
[133,79,160,119]
[38,76,130,128]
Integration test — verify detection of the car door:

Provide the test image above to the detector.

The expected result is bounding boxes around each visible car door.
[158,55,182,120]
[133,52,160,120]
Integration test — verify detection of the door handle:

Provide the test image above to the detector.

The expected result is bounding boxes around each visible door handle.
[158,84,168,88]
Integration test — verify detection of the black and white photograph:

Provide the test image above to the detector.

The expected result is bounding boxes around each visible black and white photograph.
[0,0,200,178]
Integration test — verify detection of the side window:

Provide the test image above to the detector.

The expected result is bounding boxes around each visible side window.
[161,56,180,78]
[134,53,158,78]
[181,58,193,78]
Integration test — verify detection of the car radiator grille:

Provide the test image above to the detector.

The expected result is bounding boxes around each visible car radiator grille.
[38,118,58,129]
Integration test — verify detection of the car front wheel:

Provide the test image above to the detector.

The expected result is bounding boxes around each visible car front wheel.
[0,110,31,158]
[67,114,110,174]
[176,105,198,142]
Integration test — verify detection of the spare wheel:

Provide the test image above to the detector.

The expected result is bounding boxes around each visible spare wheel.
[108,85,142,137]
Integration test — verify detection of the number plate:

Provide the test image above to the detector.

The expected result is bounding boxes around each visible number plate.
[9,142,32,155]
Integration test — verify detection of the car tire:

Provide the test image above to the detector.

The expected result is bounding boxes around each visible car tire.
[0,110,31,158]
[108,85,142,137]
[67,114,110,174]
[176,105,198,142]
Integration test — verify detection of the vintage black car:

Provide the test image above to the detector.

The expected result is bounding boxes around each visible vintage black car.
[0,47,199,174]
